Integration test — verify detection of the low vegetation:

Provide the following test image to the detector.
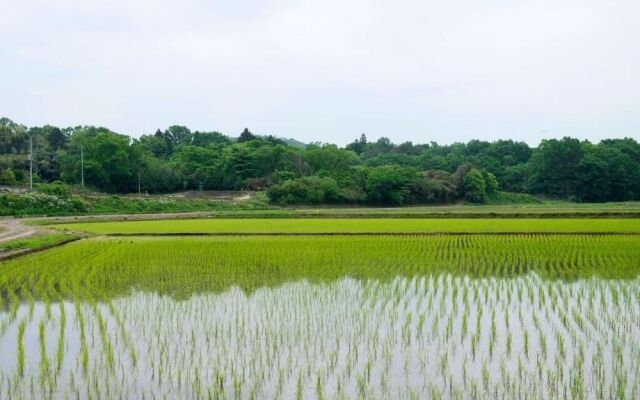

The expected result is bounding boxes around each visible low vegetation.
[0,186,269,216]
[0,233,78,254]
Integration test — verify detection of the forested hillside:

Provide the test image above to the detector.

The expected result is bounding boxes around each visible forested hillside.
[1,117,639,205]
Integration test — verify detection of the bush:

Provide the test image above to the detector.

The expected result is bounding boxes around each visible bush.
[0,191,87,216]
[35,182,72,198]
[1,169,17,185]
[411,170,457,204]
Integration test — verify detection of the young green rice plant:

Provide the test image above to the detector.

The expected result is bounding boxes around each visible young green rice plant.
[523,329,529,359]
[482,361,490,391]
[51,218,640,235]
[489,309,497,359]
[74,301,89,375]
[0,233,639,398]
[44,294,52,321]
[55,302,66,375]
[17,319,26,377]
[38,318,50,386]
[461,309,468,342]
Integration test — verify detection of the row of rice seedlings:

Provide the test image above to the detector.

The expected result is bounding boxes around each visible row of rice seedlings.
[0,234,638,398]
[7,276,632,396]
[2,234,639,301]
[50,217,640,235]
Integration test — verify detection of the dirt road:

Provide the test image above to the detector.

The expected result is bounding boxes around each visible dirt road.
[0,218,37,243]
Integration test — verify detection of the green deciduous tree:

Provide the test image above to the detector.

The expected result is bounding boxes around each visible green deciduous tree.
[482,170,498,194]
[463,168,486,203]
[527,137,583,198]
[365,165,419,205]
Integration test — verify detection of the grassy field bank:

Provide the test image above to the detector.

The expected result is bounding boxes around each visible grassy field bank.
[0,189,269,217]
[0,233,80,260]
[51,217,640,235]
[1,188,637,220]
[28,201,640,223]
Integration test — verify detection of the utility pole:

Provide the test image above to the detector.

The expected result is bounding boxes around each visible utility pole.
[80,144,85,190]
[29,135,33,191]
[138,171,141,196]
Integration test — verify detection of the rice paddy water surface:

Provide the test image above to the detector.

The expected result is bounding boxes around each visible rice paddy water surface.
[0,231,639,398]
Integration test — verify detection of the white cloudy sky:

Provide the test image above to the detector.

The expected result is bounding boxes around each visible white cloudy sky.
[2,0,639,145]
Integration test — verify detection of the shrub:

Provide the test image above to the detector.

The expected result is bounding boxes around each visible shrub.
[1,169,17,185]
[0,191,87,216]
[35,182,72,198]
[412,170,457,204]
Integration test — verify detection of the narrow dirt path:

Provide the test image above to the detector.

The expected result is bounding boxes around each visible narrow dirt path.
[0,218,37,243]
[0,218,83,261]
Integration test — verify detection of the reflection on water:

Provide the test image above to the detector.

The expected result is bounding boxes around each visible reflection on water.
[0,235,639,398]
[1,235,639,303]
[0,275,639,399]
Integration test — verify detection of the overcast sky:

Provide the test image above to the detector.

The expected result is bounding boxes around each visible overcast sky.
[2,0,639,145]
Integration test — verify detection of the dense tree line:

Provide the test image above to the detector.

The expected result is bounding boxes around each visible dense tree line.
[1,117,638,204]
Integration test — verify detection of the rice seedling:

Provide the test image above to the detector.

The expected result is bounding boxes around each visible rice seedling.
[0,233,637,398]
[52,217,640,235]
[16,319,26,377]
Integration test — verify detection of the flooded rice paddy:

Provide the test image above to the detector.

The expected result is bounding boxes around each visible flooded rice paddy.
[0,235,639,399]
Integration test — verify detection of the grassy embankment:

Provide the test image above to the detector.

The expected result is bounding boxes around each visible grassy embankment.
[0,233,81,259]
[28,202,640,225]
[4,185,640,218]
[0,190,271,217]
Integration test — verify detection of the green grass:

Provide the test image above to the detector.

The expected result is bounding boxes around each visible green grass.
[51,218,640,235]
[84,193,270,214]
[278,200,640,217]
[484,191,542,205]
[29,200,640,225]
[0,233,77,253]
